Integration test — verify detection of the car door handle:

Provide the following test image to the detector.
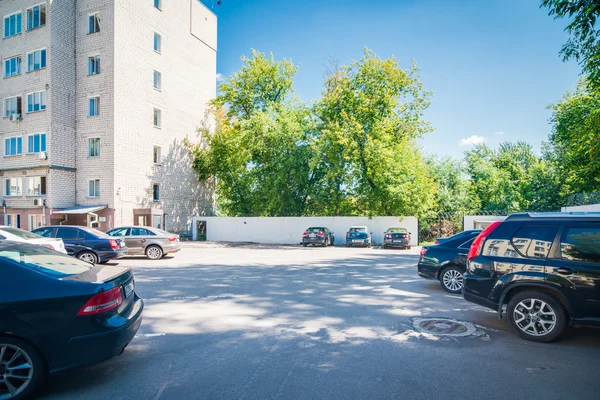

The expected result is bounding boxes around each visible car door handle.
[555,267,574,275]
[458,253,467,256]
[141,239,146,243]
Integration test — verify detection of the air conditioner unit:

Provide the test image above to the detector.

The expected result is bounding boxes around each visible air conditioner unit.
[33,198,44,206]
[9,114,21,122]
[38,151,47,160]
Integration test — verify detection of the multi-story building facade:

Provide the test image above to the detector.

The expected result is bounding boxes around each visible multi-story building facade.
[0,0,216,232]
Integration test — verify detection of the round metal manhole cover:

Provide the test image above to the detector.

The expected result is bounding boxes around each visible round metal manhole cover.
[412,318,478,337]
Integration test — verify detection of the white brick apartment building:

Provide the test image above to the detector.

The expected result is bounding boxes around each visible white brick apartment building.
[0,0,216,232]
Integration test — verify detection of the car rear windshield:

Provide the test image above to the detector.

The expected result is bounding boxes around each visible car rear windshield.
[387,228,407,233]
[306,228,325,233]
[0,227,42,239]
[81,227,111,238]
[0,243,92,276]
[349,227,366,232]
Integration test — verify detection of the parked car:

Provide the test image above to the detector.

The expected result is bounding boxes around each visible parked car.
[106,226,181,259]
[434,229,481,245]
[33,226,127,264]
[0,241,143,399]
[383,228,412,249]
[346,226,372,247]
[417,230,483,293]
[0,225,66,254]
[463,212,600,342]
[302,227,335,247]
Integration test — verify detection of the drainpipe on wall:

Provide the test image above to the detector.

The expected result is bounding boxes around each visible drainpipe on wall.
[88,212,100,228]
[59,215,68,226]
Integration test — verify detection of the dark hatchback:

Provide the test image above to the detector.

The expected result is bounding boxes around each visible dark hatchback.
[33,226,128,264]
[463,212,600,342]
[302,227,335,247]
[418,230,482,293]
[0,241,143,399]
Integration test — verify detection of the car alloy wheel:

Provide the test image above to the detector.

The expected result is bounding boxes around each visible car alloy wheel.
[0,343,35,399]
[78,252,97,264]
[513,299,557,337]
[146,245,163,260]
[507,290,567,342]
[441,267,463,294]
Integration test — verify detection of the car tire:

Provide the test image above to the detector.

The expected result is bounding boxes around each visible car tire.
[303,243,307,247]
[146,245,163,260]
[78,251,98,264]
[439,266,464,294]
[0,336,46,400]
[407,246,412,250]
[507,290,567,343]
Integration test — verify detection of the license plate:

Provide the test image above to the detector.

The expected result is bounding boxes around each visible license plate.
[310,234,316,238]
[352,239,362,243]
[124,281,134,298]
[393,240,402,243]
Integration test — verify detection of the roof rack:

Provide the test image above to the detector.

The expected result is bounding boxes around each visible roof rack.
[506,212,600,220]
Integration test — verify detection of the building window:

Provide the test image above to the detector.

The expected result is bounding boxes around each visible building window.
[4,178,21,196]
[153,108,161,128]
[3,12,22,38]
[26,4,46,31]
[153,146,161,164]
[88,13,100,34]
[154,32,161,53]
[89,97,100,116]
[4,56,22,78]
[28,214,44,230]
[88,179,100,198]
[4,137,23,156]
[26,176,46,196]
[27,133,46,153]
[153,70,162,91]
[88,55,101,75]
[27,91,46,113]
[89,138,100,157]
[3,96,22,117]
[153,184,160,202]
[27,49,46,72]
[5,214,19,228]
[154,0,162,10]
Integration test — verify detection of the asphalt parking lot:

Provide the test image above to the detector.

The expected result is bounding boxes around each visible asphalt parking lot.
[41,243,600,400]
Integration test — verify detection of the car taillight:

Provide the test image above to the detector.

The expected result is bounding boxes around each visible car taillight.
[385,234,391,239]
[317,233,324,237]
[346,233,350,238]
[303,232,309,237]
[169,237,178,242]
[41,244,54,250]
[434,241,440,245]
[420,248,428,257]
[366,234,370,238]
[467,222,502,261]
[77,287,123,316]
[109,239,119,249]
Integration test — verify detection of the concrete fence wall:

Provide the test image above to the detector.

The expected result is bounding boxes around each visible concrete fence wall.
[561,204,600,212]
[190,216,419,246]
[463,215,507,230]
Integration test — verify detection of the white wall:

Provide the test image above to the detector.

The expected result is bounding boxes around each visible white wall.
[561,204,600,212]
[463,215,506,230]
[191,216,419,246]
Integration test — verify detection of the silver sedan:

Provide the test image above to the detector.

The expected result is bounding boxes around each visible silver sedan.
[106,226,181,260]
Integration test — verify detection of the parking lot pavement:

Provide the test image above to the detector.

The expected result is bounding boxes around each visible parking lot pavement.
[41,243,600,400]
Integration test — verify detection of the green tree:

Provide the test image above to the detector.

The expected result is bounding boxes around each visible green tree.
[190,50,316,216]
[547,81,600,195]
[425,155,479,214]
[312,49,437,217]
[541,0,600,89]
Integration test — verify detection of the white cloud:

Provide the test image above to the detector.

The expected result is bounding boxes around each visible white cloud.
[216,73,225,82]
[495,131,504,135]
[459,135,486,146]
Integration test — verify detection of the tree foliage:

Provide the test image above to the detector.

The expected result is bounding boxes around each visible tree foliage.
[541,0,600,89]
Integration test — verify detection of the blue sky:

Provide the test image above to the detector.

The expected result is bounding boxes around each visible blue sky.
[200,0,580,158]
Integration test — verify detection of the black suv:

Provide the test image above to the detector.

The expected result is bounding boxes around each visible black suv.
[463,212,600,342]
[33,225,128,264]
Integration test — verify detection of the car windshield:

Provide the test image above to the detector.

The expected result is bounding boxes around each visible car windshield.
[387,228,407,233]
[0,227,42,239]
[306,228,324,233]
[349,227,366,232]
[0,243,92,276]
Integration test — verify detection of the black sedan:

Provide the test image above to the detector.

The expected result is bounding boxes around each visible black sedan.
[417,230,482,293]
[33,225,128,264]
[302,227,335,247]
[383,228,411,249]
[0,241,143,399]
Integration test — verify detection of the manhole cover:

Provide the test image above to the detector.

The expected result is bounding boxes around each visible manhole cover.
[412,317,478,337]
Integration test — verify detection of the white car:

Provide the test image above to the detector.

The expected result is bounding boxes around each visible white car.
[0,226,67,254]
